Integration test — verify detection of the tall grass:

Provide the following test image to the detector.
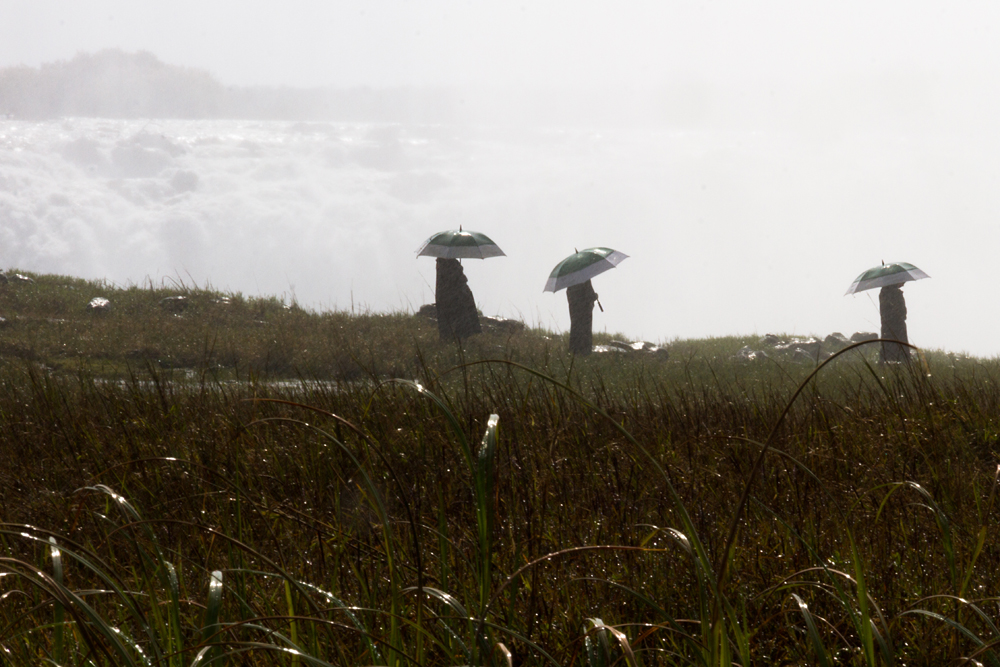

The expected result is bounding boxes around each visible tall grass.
[1,274,1000,663]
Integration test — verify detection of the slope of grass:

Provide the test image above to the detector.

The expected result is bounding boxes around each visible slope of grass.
[1,272,999,665]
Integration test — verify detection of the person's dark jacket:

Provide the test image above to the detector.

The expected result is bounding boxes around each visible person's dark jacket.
[567,280,598,354]
[436,258,481,341]
[879,284,909,362]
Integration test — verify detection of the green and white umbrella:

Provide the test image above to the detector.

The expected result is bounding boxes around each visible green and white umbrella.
[416,227,505,259]
[845,262,929,296]
[543,247,629,292]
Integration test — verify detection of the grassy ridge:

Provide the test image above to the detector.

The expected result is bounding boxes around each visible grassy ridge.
[1,272,999,665]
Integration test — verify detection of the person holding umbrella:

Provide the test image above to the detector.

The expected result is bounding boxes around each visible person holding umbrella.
[566,280,599,354]
[845,261,929,363]
[435,258,481,340]
[879,283,909,362]
[416,226,505,342]
[544,247,628,355]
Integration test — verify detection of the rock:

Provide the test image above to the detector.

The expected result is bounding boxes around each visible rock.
[417,304,437,320]
[0,316,9,328]
[159,296,188,312]
[594,340,669,358]
[850,332,878,343]
[212,296,231,306]
[774,338,821,356]
[823,332,850,350]
[761,333,783,346]
[10,274,33,283]
[87,297,111,312]
[481,316,525,334]
[735,345,766,361]
[792,348,819,364]
[636,341,669,356]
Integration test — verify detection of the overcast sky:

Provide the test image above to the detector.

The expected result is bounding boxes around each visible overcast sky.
[3,1,999,89]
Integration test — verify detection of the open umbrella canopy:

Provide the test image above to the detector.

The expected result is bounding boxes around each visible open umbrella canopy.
[415,228,505,259]
[845,262,930,295]
[544,247,629,292]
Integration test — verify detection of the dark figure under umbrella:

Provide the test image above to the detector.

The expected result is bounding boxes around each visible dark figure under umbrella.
[567,280,598,355]
[879,284,909,362]
[544,247,628,355]
[436,258,481,341]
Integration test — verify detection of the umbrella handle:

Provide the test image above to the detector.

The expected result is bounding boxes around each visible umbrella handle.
[597,299,604,313]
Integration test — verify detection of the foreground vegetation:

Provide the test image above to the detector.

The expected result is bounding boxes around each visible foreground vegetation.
[1,271,999,665]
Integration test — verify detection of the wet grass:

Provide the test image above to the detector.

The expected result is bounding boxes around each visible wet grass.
[1,272,1000,664]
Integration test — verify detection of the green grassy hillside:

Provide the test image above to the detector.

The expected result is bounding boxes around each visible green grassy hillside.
[1,271,999,665]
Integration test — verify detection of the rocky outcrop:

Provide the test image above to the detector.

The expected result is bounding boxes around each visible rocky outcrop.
[736,332,882,364]
[87,297,111,312]
[481,316,526,335]
[594,340,669,357]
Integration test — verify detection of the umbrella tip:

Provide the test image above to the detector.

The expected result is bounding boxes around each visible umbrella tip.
[574,247,578,253]
[459,224,463,232]
[882,259,884,266]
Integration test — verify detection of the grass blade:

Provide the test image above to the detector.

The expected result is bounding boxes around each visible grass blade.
[792,593,832,667]
[200,570,224,664]
[48,537,65,667]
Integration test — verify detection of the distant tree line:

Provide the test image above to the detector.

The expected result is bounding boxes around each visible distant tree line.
[0,50,461,121]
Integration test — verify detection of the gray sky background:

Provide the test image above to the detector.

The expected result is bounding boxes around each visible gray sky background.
[3,1,998,89]
[4,2,1000,355]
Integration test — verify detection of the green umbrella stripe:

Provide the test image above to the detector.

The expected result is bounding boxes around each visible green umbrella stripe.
[855,262,921,279]
[430,232,487,246]
[544,248,628,292]
[416,229,506,259]
[845,262,929,295]
[548,250,617,277]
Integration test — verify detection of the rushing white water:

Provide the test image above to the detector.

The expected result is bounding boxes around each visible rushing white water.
[1,117,998,356]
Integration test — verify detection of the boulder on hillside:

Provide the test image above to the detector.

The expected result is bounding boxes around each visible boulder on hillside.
[735,345,766,361]
[753,331,884,363]
[761,333,783,346]
[774,337,821,357]
[481,316,525,334]
[594,340,669,357]
[593,344,629,354]
[789,348,818,364]
[824,332,850,350]
[87,297,111,312]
